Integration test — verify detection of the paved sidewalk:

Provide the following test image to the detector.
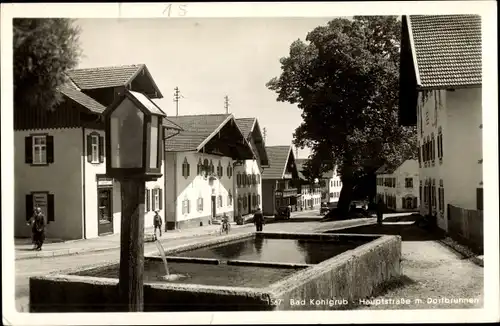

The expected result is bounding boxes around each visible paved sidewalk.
[15,222,254,260]
[14,209,320,260]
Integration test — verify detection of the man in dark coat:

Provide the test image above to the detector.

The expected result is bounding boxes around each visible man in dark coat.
[253,208,264,232]
[28,207,46,250]
[153,210,163,240]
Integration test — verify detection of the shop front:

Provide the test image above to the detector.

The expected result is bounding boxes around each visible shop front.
[96,175,114,236]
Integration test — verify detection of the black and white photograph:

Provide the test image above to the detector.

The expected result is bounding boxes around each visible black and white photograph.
[1,2,498,325]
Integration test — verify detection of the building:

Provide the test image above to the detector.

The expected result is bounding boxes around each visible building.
[15,64,180,240]
[320,167,343,205]
[295,159,322,210]
[234,118,269,217]
[399,15,482,236]
[261,146,299,216]
[163,114,254,229]
[375,160,420,212]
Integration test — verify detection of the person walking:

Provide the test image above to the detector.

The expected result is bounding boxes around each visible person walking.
[153,210,163,240]
[376,198,385,226]
[253,207,264,232]
[27,207,46,250]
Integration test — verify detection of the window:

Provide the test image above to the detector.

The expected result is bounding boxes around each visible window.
[228,191,233,206]
[438,181,444,213]
[196,196,203,212]
[227,164,233,179]
[257,174,260,184]
[431,180,437,208]
[26,135,54,165]
[182,198,190,215]
[431,132,436,164]
[438,127,443,163]
[237,173,241,187]
[217,161,223,178]
[238,195,242,211]
[145,189,151,212]
[152,188,162,211]
[218,195,223,208]
[197,158,203,175]
[182,157,190,179]
[243,196,247,209]
[405,178,413,188]
[257,194,261,206]
[209,160,215,174]
[417,143,421,167]
[476,188,483,210]
[86,133,104,164]
[252,194,257,207]
[419,181,423,204]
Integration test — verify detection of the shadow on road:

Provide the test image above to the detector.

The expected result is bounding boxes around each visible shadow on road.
[327,223,445,242]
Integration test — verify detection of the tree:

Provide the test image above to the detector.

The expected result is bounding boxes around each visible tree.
[14,18,82,112]
[267,16,417,216]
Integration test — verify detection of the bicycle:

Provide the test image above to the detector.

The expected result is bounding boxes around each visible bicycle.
[220,219,231,235]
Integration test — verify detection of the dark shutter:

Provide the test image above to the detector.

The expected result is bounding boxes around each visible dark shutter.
[46,135,54,163]
[146,189,150,212]
[413,197,418,209]
[25,136,33,164]
[48,194,55,223]
[99,136,104,163]
[476,188,483,210]
[86,135,92,163]
[25,194,33,221]
[159,189,163,210]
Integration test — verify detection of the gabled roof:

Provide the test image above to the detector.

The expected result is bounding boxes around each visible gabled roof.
[165,114,240,152]
[375,164,396,175]
[295,158,307,180]
[406,15,482,89]
[57,85,106,114]
[66,64,163,98]
[262,145,294,179]
[235,118,256,138]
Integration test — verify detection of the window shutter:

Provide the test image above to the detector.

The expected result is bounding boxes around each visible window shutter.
[99,136,104,163]
[87,135,92,163]
[46,135,54,163]
[25,137,33,164]
[159,189,163,210]
[48,194,55,222]
[146,189,150,212]
[187,200,191,214]
[25,194,33,221]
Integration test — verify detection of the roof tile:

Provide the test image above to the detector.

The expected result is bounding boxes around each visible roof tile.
[164,114,231,152]
[57,85,106,114]
[262,146,292,179]
[409,15,482,88]
[67,64,144,90]
[235,118,256,138]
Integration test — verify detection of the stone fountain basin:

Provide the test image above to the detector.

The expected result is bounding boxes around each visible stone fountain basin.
[29,232,401,312]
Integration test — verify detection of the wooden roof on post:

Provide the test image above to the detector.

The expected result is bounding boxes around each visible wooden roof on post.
[399,15,482,126]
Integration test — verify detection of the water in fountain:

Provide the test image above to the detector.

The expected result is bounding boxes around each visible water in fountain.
[155,240,187,281]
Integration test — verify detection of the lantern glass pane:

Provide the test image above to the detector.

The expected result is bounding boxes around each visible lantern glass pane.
[149,116,159,169]
[110,98,144,168]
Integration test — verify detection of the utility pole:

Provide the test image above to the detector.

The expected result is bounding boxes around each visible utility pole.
[173,87,181,116]
[224,95,229,114]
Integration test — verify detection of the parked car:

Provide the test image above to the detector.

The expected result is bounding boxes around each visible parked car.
[274,205,291,220]
[320,202,337,215]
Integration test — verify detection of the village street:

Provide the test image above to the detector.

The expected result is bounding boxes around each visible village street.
[15,211,378,312]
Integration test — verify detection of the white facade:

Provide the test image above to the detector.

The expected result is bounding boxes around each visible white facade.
[376,160,419,212]
[164,152,234,229]
[234,159,262,217]
[300,184,322,209]
[15,127,166,240]
[321,167,342,204]
[416,88,482,231]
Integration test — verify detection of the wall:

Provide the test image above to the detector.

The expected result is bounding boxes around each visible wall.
[417,87,482,231]
[262,179,276,216]
[234,159,262,216]
[170,152,235,229]
[376,160,419,211]
[15,128,83,240]
[83,128,166,239]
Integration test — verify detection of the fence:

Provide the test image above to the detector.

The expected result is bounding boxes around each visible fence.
[447,204,484,253]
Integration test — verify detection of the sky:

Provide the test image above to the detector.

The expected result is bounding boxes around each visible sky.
[75,17,335,158]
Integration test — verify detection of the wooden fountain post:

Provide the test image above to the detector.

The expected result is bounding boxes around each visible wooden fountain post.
[118,177,146,312]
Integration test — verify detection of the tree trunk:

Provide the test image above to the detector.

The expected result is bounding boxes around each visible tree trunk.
[336,180,354,217]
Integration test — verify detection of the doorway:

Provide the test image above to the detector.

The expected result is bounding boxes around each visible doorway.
[211,195,216,218]
[248,194,252,214]
[97,188,113,236]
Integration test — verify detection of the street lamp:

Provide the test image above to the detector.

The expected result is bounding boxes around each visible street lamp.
[103,89,166,312]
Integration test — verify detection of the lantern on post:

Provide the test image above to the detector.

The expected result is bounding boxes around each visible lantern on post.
[103,89,167,312]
